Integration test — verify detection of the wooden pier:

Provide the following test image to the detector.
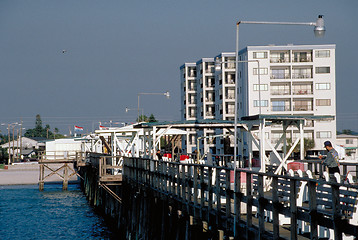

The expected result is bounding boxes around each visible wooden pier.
[77,154,358,239]
[38,151,86,190]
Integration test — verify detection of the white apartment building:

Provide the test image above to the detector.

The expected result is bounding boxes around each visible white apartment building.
[180,63,197,153]
[238,44,336,154]
[181,44,337,156]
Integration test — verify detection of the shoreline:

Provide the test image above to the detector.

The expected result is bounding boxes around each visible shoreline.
[0,163,79,186]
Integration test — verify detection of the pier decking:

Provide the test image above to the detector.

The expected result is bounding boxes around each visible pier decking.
[76,153,358,239]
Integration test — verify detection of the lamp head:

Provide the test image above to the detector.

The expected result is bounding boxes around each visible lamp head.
[314,15,325,37]
[165,91,170,99]
[125,107,129,113]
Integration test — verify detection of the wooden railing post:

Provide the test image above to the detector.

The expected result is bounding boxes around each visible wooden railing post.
[234,169,241,240]
[290,178,297,240]
[246,172,252,239]
[332,183,343,240]
[308,180,318,239]
[258,174,265,238]
[272,176,279,239]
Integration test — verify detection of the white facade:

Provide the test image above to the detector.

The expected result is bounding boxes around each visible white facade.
[180,63,197,153]
[238,44,336,152]
[180,44,337,155]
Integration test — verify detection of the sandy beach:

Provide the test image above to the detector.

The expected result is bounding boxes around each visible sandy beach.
[0,163,79,185]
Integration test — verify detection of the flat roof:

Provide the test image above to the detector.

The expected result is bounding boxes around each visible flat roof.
[241,114,335,121]
[239,44,336,55]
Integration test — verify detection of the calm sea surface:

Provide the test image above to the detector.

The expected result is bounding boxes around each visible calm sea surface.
[0,184,116,240]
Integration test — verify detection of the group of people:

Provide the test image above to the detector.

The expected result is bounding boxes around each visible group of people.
[154,140,341,175]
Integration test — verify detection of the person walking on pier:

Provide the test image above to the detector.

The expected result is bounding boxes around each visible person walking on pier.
[319,141,340,175]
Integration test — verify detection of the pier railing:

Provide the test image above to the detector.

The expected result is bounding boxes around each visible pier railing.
[123,157,358,239]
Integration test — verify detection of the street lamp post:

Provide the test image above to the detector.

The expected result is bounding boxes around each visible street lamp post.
[234,15,326,169]
[125,107,144,121]
[137,91,170,122]
[232,16,325,237]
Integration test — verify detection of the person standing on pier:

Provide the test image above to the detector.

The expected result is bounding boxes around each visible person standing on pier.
[156,149,162,161]
[319,141,340,175]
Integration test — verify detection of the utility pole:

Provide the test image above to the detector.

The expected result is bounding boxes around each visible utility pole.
[20,120,22,156]
[7,124,10,165]
[12,125,15,164]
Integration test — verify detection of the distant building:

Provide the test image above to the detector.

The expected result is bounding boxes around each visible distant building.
[181,44,336,156]
[336,134,358,159]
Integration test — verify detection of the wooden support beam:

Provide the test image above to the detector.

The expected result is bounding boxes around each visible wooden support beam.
[99,136,112,154]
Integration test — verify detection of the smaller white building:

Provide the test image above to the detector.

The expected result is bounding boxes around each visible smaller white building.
[336,134,358,160]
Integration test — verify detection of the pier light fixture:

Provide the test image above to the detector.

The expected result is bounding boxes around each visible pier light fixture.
[233,15,327,172]
[137,91,170,122]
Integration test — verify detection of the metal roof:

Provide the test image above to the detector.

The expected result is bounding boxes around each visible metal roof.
[135,119,245,129]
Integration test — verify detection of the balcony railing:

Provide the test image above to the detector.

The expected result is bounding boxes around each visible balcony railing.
[271,106,291,111]
[225,80,235,84]
[270,57,290,63]
[206,112,214,117]
[293,90,313,95]
[293,57,312,63]
[292,73,312,79]
[205,67,215,74]
[293,106,313,111]
[271,90,290,95]
[205,98,214,102]
[225,63,235,69]
[270,74,290,79]
[227,110,235,114]
[226,94,235,99]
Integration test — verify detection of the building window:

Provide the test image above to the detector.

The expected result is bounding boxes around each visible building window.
[253,52,267,59]
[272,100,290,111]
[315,50,330,58]
[346,139,353,144]
[253,84,268,91]
[315,83,331,90]
[271,84,290,95]
[254,100,268,107]
[253,68,268,75]
[316,67,330,74]
[317,131,331,138]
[316,99,331,106]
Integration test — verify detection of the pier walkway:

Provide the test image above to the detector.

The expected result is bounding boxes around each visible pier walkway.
[76,153,358,239]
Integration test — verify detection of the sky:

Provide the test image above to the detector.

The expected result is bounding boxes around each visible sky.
[0,0,357,134]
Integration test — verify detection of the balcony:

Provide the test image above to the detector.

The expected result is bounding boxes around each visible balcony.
[226,94,235,100]
[271,90,290,95]
[292,73,312,79]
[270,74,290,79]
[293,106,313,111]
[293,89,313,95]
[225,79,235,85]
[205,66,215,74]
[224,62,235,69]
[292,51,313,63]
[206,112,215,117]
[270,57,290,63]
[271,106,291,111]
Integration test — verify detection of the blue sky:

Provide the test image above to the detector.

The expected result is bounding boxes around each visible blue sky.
[0,0,357,134]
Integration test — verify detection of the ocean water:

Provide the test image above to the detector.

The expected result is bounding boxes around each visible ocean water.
[0,184,115,240]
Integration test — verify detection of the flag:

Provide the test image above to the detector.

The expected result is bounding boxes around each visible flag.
[99,125,109,130]
[74,125,84,131]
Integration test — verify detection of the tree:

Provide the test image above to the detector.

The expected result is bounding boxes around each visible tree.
[24,114,60,139]
[136,115,148,122]
[287,138,315,157]
[148,114,157,123]
[342,129,353,135]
